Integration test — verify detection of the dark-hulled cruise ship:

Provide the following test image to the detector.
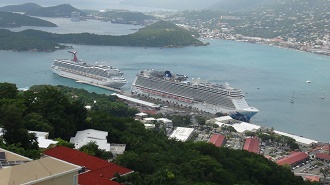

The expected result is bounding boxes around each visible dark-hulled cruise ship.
[131,69,258,121]
[52,51,127,89]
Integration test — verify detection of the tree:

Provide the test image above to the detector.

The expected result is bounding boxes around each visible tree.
[22,112,53,132]
[320,166,330,180]
[79,141,113,160]
[55,138,74,148]
[0,82,18,99]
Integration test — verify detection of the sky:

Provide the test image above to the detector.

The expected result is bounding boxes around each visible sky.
[0,0,219,11]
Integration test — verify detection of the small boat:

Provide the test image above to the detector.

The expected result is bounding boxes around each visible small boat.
[319,96,324,99]
[306,80,311,83]
[289,99,294,103]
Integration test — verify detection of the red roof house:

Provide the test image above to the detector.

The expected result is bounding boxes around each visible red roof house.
[243,137,260,154]
[277,152,309,166]
[316,153,330,161]
[44,146,133,185]
[304,175,320,182]
[208,134,226,147]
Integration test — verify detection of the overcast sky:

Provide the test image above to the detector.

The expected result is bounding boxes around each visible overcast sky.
[0,0,219,11]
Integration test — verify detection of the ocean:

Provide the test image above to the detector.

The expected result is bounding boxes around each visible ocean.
[1,18,330,142]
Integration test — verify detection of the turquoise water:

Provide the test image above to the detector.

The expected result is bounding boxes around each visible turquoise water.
[0,19,330,142]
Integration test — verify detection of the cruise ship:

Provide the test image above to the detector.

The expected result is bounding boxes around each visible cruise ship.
[131,69,259,121]
[52,51,127,89]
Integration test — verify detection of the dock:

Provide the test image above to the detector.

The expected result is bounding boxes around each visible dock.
[75,80,123,94]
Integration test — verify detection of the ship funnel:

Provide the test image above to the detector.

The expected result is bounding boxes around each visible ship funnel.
[68,51,78,62]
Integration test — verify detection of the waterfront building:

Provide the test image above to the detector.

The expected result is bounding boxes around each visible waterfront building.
[277,152,309,167]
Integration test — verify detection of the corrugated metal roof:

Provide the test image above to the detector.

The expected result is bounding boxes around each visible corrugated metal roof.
[44,146,133,180]
[277,152,309,165]
[208,134,225,147]
[243,137,260,154]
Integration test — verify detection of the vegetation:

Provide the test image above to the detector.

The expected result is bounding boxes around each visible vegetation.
[0,11,57,28]
[0,29,62,51]
[24,4,87,17]
[0,3,42,12]
[0,82,317,185]
[0,21,206,51]
[99,10,156,24]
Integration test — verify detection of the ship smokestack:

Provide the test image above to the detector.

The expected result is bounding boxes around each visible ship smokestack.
[68,51,78,62]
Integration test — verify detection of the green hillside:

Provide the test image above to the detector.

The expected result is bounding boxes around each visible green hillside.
[0,11,57,28]
[0,3,42,12]
[0,21,206,51]
[24,4,87,17]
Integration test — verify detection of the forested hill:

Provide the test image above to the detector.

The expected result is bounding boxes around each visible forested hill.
[0,21,206,51]
[0,3,41,12]
[0,83,317,185]
[0,11,57,28]
[24,4,87,17]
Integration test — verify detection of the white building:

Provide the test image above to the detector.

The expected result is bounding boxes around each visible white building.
[156,118,173,127]
[70,129,110,151]
[169,127,195,142]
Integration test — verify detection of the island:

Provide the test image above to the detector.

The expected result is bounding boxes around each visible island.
[0,20,207,52]
[0,11,57,28]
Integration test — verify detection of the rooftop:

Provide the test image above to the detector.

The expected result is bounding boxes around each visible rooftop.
[0,156,81,185]
[44,146,133,178]
[274,130,318,145]
[315,153,330,161]
[169,127,194,142]
[208,134,226,147]
[113,93,160,108]
[277,152,309,165]
[243,137,260,154]
[70,129,110,151]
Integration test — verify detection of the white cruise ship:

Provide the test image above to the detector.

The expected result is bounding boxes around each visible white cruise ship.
[52,51,127,89]
[131,69,259,122]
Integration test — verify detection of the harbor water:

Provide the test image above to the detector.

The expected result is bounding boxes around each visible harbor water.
[0,18,329,142]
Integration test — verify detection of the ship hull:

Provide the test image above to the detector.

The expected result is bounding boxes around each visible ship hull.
[131,72,258,122]
[52,67,126,89]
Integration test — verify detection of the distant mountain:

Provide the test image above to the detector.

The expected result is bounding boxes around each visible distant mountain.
[0,11,57,28]
[120,0,219,10]
[0,3,41,12]
[24,4,87,17]
[207,0,273,12]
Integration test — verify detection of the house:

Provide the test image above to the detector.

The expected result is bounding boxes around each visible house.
[0,148,81,185]
[169,127,195,142]
[70,129,110,151]
[156,118,173,128]
[304,175,320,182]
[208,134,226,147]
[243,137,260,154]
[315,153,330,163]
[29,130,58,149]
[44,146,134,185]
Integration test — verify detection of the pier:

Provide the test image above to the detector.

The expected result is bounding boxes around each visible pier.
[75,80,123,94]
